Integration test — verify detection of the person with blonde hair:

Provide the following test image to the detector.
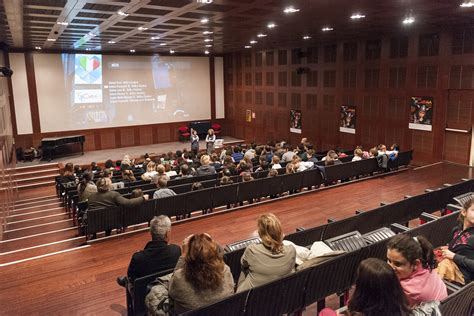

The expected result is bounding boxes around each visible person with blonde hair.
[168,233,234,313]
[237,213,296,292]
[141,161,157,181]
[196,154,216,176]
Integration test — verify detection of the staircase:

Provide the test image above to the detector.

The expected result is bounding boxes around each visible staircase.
[0,165,86,266]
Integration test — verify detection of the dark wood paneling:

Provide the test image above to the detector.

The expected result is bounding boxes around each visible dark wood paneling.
[24,53,41,133]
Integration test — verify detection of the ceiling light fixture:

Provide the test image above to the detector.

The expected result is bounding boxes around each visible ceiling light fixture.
[130,49,135,53]
[56,21,68,26]
[117,11,129,16]
[402,16,415,24]
[321,27,334,32]
[88,32,96,37]
[257,33,267,38]
[204,38,213,42]
[138,26,148,31]
[151,36,160,40]
[267,22,276,29]
[170,49,175,54]
[47,38,56,41]
[205,44,213,47]
[350,13,366,19]
[85,48,91,51]
[460,1,474,7]
[203,31,213,35]
[245,45,252,49]
[108,40,116,44]
[200,18,209,24]
[249,40,257,44]
[160,43,167,46]
[204,50,210,55]
[303,35,311,40]
[283,6,300,14]
[35,46,42,50]
[197,0,213,3]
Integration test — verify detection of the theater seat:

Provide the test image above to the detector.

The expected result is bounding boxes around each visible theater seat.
[212,123,222,137]
[324,231,367,252]
[225,236,261,252]
[178,126,190,141]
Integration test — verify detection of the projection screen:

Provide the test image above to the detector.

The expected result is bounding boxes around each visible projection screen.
[33,53,212,132]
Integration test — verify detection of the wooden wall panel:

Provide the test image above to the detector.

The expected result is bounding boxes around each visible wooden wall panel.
[120,128,135,147]
[100,130,116,150]
[139,126,153,145]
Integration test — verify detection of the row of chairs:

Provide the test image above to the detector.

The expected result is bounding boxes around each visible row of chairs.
[86,151,413,237]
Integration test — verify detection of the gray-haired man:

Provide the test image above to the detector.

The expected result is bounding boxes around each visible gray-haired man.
[117,215,181,286]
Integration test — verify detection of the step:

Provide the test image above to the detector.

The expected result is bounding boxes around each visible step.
[7,207,66,222]
[15,180,56,191]
[6,162,59,173]
[6,213,70,230]
[0,236,86,265]
[15,194,58,204]
[13,197,61,208]
[3,220,75,239]
[7,174,58,185]
[0,227,79,252]
[13,168,60,180]
[12,201,63,213]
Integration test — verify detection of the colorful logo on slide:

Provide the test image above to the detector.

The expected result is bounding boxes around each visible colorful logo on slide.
[74,54,102,84]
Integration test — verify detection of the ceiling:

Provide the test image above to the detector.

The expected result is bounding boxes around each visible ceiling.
[0,0,473,55]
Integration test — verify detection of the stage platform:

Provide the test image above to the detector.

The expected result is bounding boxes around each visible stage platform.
[15,136,245,167]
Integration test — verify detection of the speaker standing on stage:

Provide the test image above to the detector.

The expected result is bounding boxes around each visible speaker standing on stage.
[205,129,216,155]
[190,129,199,155]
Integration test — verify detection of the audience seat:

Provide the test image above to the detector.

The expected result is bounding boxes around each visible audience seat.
[178,126,190,141]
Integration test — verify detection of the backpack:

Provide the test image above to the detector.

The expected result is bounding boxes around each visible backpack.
[145,272,173,316]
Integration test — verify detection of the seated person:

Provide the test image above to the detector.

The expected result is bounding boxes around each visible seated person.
[57,162,77,184]
[117,215,181,286]
[271,155,282,169]
[195,155,216,176]
[306,149,318,163]
[121,169,136,183]
[237,213,296,292]
[438,196,474,284]
[156,164,170,181]
[141,161,157,181]
[378,143,398,158]
[176,164,193,179]
[387,234,447,307]
[90,161,101,173]
[77,171,97,202]
[168,234,234,313]
[352,148,364,161]
[231,146,244,163]
[320,258,411,316]
[153,176,176,199]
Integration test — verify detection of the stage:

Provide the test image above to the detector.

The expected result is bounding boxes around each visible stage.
[15,136,245,167]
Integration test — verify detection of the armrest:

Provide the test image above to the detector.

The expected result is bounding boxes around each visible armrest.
[446,203,462,213]
[355,209,364,215]
[327,218,336,223]
[425,189,434,193]
[296,227,306,232]
[390,223,410,233]
[404,195,412,199]
[380,201,389,206]
[419,212,439,222]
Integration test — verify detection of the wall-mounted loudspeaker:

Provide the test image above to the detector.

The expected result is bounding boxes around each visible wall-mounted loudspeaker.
[0,67,13,77]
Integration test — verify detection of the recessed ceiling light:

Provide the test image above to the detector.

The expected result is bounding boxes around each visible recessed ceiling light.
[85,48,91,51]
[205,44,213,48]
[402,16,415,24]
[160,43,167,46]
[460,1,474,7]
[267,22,277,29]
[117,11,129,16]
[197,0,213,3]
[303,35,311,40]
[151,36,160,40]
[170,49,175,54]
[138,26,148,31]
[350,13,366,19]
[321,27,334,32]
[108,40,116,44]
[88,32,96,37]
[203,31,213,35]
[204,39,213,42]
[200,18,209,24]
[130,49,135,53]
[35,46,42,50]
[204,50,210,55]
[56,21,68,26]
[283,6,300,14]
[245,45,252,49]
[257,33,267,38]
[47,38,56,41]
[249,40,257,44]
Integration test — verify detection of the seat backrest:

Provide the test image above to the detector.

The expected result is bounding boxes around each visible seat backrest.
[237,179,264,203]
[225,237,261,252]
[155,194,186,218]
[184,188,213,213]
[223,247,247,284]
[86,205,123,235]
[132,268,174,316]
[180,289,250,316]
[280,172,303,192]
[300,168,324,189]
[440,282,474,316]
[324,231,367,252]
[122,199,157,228]
[211,183,239,208]
[259,175,283,197]
[285,224,326,247]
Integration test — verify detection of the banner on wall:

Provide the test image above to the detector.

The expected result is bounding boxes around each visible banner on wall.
[339,105,356,134]
[290,109,302,134]
[409,96,433,132]
[246,109,252,122]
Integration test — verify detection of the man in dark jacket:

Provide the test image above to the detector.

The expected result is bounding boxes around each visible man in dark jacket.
[117,215,181,286]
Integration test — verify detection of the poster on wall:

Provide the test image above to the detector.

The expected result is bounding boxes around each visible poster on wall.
[339,105,356,134]
[409,96,433,132]
[290,109,302,134]
[245,109,252,122]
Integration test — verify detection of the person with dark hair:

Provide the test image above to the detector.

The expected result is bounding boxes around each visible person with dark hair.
[130,188,143,198]
[205,128,216,155]
[168,234,234,313]
[58,162,77,183]
[281,144,296,163]
[117,215,181,286]
[210,153,222,170]
[438,197,474,284]
[237,214,296,292]
[77,171,97,202]
[74,165,83,178]
[104,159,114,170]
[231,146,244,163]
[153,176,176,199]
[90,161,101,173]
[387,234,447,307]
[176,164,193,179]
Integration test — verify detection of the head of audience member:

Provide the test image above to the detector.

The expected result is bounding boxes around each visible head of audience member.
[391,143,400,152]
[115,160,122,169]
[286,163,296,174]
[354,148,363,158]
[387,234,436,280]
[348,258,410,316]
[241,172,254,182]
[183,233,225,291]
[78,171,94,193]
[267,169,278,177]
[122,169,136,182]
[238,160,250,172]
[271,155,280,165]
[74,164,82,174]
[150,215,172,242]
[131,188,143,198]
[257,214,284,254]
[96,177,111,193]
[305,143,314,151]
[180,164,190,176]
[156,164,166,176]
[63,163,74,176]
[220,176,233,185]
[378,144,387,152]
[200,155,211,166]
[90,161,100,171]
[105,159,114,169]
[300,137,308,145]
[192,182,203,191]
[306,149,315,159]
[459,197,474,230]
[233,146,242,154]
[163,162,172,173]
[369,147,378,158]
[154,175,169,189]
[176,150,183,159]
[210,153,220,163]
[297,143,305,153]
[102,168,112,179]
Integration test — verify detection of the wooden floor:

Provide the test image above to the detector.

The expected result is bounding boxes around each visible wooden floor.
[0,162,472,315]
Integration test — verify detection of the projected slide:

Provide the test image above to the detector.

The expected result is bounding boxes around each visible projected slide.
[33,54,212,132]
